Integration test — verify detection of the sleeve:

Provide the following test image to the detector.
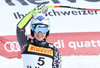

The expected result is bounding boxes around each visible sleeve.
[16,12,33,47]
[53,46,62,68]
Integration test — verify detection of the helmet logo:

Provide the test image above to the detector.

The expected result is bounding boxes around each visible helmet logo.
[36,15,45,21]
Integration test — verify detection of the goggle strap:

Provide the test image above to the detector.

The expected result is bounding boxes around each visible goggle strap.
[32,24,37,31]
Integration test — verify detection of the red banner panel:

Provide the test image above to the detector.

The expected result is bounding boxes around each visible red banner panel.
[0,36,21,59]
[1,32,100,58]
[47,32,100,56]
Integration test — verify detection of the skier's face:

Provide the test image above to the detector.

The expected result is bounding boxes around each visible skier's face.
[34,31,46,41]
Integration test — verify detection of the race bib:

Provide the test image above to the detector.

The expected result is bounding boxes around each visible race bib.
[22,54,53,68]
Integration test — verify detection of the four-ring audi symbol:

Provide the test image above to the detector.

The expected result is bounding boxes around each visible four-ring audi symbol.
[4,41,21,52]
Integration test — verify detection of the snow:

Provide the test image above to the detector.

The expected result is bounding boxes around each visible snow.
[0,56,23,68]
[62,55,100,68]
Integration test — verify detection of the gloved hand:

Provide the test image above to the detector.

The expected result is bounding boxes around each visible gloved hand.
[31,4,48,16]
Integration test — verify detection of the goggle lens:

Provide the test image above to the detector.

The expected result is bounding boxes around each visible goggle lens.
[32,25,49,34]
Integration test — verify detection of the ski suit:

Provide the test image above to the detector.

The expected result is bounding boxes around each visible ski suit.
[17,12,61,68]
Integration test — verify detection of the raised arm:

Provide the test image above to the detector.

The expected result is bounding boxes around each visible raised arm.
[16,4,48,47]
[17,12,33,47]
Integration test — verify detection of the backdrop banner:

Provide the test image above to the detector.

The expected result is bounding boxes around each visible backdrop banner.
[0,0,100,68]
[1,32,100,58]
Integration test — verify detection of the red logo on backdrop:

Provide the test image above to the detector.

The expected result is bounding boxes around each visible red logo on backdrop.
[4,41,21,52]
[0,36,21,59]
[1,32,100,56]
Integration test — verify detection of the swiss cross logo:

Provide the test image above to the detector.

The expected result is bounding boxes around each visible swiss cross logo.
[36,16,45,21]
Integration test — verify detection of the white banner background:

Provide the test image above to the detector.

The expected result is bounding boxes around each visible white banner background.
[0,0,100,35]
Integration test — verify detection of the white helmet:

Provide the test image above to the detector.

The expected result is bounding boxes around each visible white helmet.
[30,13,50,37]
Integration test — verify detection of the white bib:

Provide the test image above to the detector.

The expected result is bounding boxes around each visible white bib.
[22,54,53,68]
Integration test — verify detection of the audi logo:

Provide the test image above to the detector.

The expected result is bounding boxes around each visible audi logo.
[4,41,21,52]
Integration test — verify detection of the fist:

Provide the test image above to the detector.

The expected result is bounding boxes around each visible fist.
[31,4,48,16]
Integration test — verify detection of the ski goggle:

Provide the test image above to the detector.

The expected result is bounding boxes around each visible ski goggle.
[32,25,49,34]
